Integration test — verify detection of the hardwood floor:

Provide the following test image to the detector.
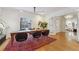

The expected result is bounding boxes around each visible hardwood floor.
[0,32,79,51]
[36,32,79,51]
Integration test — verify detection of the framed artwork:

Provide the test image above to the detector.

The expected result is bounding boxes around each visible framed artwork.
[20,17,32,30]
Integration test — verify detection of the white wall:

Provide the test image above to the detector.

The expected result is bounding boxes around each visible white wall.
[0,8,35,34]
[77,13,79,41]
[46,15,66,35]
[32,15,46,28]
[0,7,76,36]
[0,8,47,35]
[1,8,20,34]
[0,8,2,16]
[45,10,78,35]
[60,16,66,32]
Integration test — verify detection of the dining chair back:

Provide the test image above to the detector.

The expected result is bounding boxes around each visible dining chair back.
[42,30,49,36]
[32,31,41,38]
[15,33,28,42]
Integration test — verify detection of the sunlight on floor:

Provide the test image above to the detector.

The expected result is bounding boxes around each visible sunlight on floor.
[65,31,77,41]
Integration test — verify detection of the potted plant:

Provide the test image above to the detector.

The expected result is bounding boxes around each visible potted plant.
[38,21,48,29]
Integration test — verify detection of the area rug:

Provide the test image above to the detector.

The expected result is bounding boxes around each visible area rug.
[4,36,56,51]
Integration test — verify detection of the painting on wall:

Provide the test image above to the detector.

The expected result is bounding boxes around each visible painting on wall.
[20,17,32,30]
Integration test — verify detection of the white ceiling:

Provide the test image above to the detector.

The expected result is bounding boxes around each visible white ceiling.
[12,7,78,16]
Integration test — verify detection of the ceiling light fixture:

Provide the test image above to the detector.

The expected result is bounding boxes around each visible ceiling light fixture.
[64,14,73,19]
[34,7,36,13]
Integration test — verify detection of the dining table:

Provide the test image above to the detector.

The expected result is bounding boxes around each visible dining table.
[10,29,48,46]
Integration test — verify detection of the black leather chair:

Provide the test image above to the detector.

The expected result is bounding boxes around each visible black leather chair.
[42,30,49,39]
[42,30,49,36]
[73,29,77,32]
[32,31,41,40]
[15,33,28,42]
[14,33,28,49]
[73,29,77,35]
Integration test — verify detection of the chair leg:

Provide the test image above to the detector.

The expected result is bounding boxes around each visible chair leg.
[42,36,48,40]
